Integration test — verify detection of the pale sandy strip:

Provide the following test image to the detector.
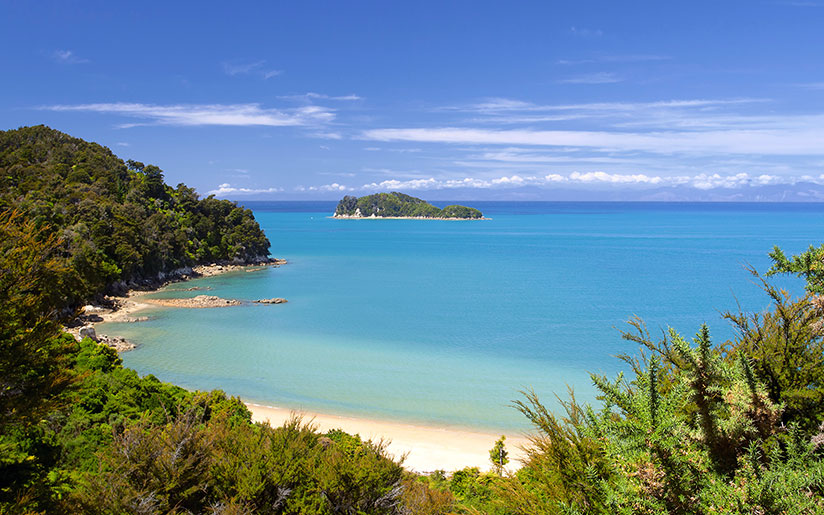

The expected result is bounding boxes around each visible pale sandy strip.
[246,402,530,474]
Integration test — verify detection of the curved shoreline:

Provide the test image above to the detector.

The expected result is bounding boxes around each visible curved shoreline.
[91,259,534,474]
[73,260,286,348]
[245,402,529,473]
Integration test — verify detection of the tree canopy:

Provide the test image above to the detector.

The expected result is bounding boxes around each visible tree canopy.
[0,125,271,308]
[334,192,484,219]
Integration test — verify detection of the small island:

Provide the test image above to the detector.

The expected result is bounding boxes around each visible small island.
[333,192,484,219]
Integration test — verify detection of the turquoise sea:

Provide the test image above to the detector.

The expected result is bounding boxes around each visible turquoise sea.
[106,202,822,432]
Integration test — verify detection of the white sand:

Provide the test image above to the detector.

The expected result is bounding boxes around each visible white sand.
[246,402,530,473]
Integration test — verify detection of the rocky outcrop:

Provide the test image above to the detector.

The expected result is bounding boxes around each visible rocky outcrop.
[97,334,137,352]
[144,295,242,308]
[253,298,288,304]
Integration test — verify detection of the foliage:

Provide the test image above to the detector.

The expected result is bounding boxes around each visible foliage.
[73,412,409,514]
[6,125,824,513]
[0,211,77,511]
[767,244,824,293]
[334,192,483,219]
[0,125,271,309]
[489,436,509,475]
[723,270,824,433]
[490,320,824,514]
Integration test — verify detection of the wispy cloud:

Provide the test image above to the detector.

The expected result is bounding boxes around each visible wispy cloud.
[41,102,335,127]
[558,72,623,84]
[444,97,765,115]
[569,26,603,37]
[362,124,824,156]
[309,131,343,139]
[208,183,284,196]
[278,92,363,102]
[222,60,281,79]
[53,49,89,64]
[768,0,824,6]
[557,54,670,65]
[796,82,824,90]
[293,183,350,192]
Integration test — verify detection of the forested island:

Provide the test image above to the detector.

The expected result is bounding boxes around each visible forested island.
[2,126,824,513]
[334,192,484,219]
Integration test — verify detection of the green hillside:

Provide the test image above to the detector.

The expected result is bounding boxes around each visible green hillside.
[0,125,271,307]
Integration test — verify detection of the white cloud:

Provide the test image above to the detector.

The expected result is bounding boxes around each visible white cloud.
[222,60,281,79]
[362,125,824,156]
[278,92,362,101]
[307,172,824,194]
[797,82,824,90]
[558,72,623,84]
[43,102,335,127]
[319,183,349,191]
[569,171,663,184]
[310,131,343,139]
[53,49,89,64]
[223,60,265,75]
[569,27,603,37]
[208,183,284,196]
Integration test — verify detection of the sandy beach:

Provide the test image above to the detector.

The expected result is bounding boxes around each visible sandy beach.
[246,402,530,473]
[87,260,535,474]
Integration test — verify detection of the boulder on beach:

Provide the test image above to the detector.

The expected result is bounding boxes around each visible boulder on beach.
[79,325,98,342]
[253,298,289,304]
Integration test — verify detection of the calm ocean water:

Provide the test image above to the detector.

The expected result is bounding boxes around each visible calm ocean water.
[108,202,822,431]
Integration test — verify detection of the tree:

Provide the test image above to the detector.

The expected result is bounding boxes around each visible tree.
[0,210,76,511]
[489,436,509,475]
[767,244,824,293]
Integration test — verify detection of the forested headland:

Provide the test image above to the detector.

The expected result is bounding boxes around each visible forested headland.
[0,125,271,310]
[2,126,824,513]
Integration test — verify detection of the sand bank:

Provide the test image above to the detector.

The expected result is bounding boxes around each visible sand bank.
[246,402,530,474]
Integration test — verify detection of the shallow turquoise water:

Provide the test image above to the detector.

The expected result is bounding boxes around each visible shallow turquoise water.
[108,202,821,431]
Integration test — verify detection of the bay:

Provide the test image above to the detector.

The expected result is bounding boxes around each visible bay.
[107,202,821,431]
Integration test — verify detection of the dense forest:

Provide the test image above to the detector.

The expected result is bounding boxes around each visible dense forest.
[334,192,484,219]
[2,126,824,513]
[0,125,271,310]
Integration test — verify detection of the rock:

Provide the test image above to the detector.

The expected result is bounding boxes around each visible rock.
[143,295,242,308]
[253,298,288,304]
[79,325,98,342]
[98,334,136,352]
[83,304,107,314]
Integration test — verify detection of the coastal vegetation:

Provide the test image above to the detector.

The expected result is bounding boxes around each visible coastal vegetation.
[0,125,270,310]
[2,126,824,513]
[334,192,484,219]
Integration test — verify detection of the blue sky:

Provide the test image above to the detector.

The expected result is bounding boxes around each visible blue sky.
[3,1,824,200]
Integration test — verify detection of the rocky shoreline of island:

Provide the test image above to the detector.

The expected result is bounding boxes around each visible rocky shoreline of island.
[332,213,490,220]
[333,192,486,219]
[65,259,287,353]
